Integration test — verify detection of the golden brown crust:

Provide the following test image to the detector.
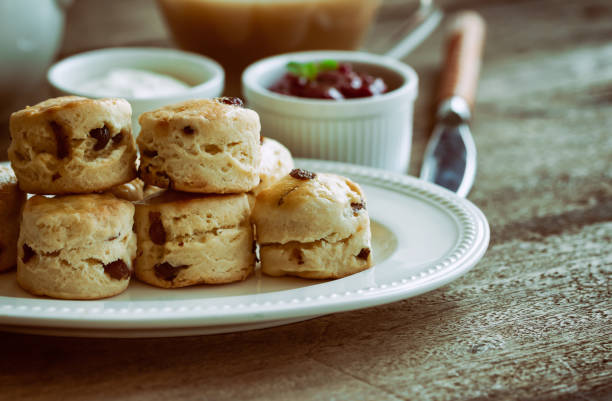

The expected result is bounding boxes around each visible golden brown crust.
[134,191,254,288]
[9,96,137,194]
[138,98,237,125]
[16,193,136,299]
[252,172,368,244]
[21,193,135,251]
[137,99,261,193]
[253,172,373,279]
[260,227,373,279]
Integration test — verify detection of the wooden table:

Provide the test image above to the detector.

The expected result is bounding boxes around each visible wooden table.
[1,1,610,400]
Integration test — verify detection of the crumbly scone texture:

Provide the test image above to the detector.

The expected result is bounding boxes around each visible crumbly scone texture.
[252,137,294,196]
[16,193,136,299]
[252,171,369,244]
[0,166,27,271]
[8,96,137,194]
[137,98,261,193]
[108,177,144,202]
[260,222,372,279]
[134,191,255,288]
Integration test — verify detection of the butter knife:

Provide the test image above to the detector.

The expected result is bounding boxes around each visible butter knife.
[420,11,486,197]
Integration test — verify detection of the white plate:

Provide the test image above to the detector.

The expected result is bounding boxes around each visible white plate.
[0,160,489,337]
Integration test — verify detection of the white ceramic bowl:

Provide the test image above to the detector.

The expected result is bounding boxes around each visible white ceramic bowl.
[242,51,418,173]
[47,47,224,134]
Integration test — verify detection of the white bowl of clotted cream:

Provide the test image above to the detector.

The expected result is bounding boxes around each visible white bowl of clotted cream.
[47,47,224,135]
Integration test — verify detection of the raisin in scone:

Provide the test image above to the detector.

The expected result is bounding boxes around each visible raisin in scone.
[0,166,27,272]
[134,191,255,288]
[8,96,137,194]
[17,194,136,299]
[252,137,294,196]
[252,169,373,279]
[137,98,261,193]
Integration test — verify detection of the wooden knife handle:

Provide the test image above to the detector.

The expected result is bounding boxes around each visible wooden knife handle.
[438,11,486,109]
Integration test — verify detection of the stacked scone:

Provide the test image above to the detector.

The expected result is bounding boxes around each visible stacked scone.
[8,96,138,299]
[4,94,373,299]
[252,169,373,279]
[134,98,264,288]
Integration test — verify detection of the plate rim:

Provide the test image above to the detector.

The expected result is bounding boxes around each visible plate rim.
[0,159,490,330]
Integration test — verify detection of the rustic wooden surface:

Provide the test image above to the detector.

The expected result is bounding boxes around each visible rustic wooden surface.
[1,0,611,400]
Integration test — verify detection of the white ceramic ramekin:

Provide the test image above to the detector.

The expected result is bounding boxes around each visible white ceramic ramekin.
[47,47,224,134]
[242,51,418,173]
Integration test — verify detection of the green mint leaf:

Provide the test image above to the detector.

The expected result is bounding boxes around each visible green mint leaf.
[304,62,318,80]
[287,62,302,77]
[286,59,340,80]
[318,59,339,71]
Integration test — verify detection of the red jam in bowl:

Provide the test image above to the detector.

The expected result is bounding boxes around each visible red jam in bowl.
[269,62,387,100]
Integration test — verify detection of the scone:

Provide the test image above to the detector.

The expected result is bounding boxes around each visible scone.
[109,177,144,202]
[17,194,137,299]
[0,166,27,272]
[252,169,373,279]
[134,190,255,288]
[9,96,137,194]
[137,98,261,193]
[252,137,294,196]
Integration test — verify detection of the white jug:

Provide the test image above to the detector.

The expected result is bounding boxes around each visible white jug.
[0,0,72,121]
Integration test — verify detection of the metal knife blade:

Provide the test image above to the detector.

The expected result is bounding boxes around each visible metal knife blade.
[419,11,485,198]
[420,119,476,198]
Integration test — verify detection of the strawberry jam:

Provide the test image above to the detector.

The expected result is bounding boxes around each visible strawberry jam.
[270,63,387,100]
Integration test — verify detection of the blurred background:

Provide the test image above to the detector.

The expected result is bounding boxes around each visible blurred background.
[0,0,431,159]
[1,0,611,175]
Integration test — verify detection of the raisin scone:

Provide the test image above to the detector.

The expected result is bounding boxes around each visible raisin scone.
[17,194,136,299]
[252,169,373,279]
[0,166,27,272]
[252,137,294,196]
[134,190,255,288]
[137,98,261,193]
[8,96,137,194]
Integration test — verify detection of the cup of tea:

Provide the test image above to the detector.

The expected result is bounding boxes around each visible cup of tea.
[156,0,383,96]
